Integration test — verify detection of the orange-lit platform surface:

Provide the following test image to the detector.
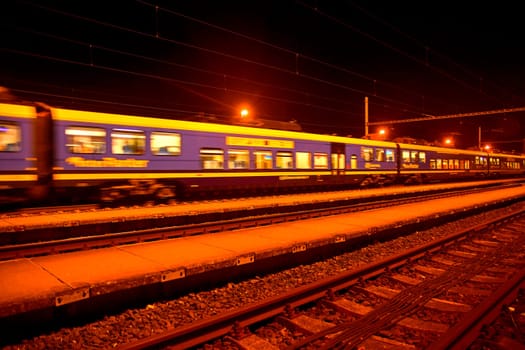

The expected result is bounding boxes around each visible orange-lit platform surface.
[0,179,521,232]
[0,181,524,320]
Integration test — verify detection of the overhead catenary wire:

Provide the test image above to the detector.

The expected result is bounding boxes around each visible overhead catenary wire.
[2,0,523,144]
[10,0,463,119]
[137,0,480,114]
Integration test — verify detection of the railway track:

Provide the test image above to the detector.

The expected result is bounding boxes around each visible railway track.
[118,208,525,349]
[1,180,519,219]
[0,183,520,261]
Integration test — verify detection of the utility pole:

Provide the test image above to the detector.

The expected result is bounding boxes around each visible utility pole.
[478,126,481,150]
[364,96,369,138]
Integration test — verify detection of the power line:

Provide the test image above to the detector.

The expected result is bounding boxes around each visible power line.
[297,0,510,106]
[368,107,525,125]
[14,0,444,116]
[137,0,465,114]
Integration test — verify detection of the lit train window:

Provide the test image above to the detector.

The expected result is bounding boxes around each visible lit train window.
[254,150,272,169]
[228,149,249,169]
[201,148,224,169]
[402,150,410,163]
[476,156,487,166]
[362,147,373,162]
[111,129,145,155]
[464,160,470,169]
[430,159,436,169]
[314,153,328,169]
[410,151,418,163]
[151,132,180,156]
[436,159,442,169]
[276,151,293,169]
[66,126,106,154]
[296,152,311,169]
[490,157,500,166]
[419,152,426,163]
[454,159,460,169]
[385,149,395,162]
[375,149,385,162]
[0,122,21,152]
[442,159,449,169]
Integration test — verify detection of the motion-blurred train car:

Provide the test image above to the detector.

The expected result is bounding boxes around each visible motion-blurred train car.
[1,101,524,206]
[0,102,47,204]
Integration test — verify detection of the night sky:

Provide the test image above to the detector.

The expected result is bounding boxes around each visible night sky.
[1,0,524,152]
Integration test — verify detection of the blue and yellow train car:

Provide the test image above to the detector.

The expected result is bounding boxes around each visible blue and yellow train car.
[49,106,379,202]
[0,103,41,203]
[395,143,489,184]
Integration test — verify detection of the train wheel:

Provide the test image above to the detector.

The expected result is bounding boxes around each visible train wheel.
[154,187,176,204]
[100,189,124,204]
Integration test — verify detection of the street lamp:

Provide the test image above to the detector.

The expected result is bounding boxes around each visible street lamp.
[444,137,454,147]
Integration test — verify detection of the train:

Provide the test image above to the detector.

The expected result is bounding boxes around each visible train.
[1,100,524,207]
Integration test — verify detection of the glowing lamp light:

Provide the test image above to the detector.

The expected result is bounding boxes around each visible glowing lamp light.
[240,109,249,119]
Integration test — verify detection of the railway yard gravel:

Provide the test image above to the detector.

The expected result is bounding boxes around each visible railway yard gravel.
[3,202,524,349]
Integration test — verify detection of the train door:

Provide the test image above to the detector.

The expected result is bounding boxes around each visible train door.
[331,142,345,175]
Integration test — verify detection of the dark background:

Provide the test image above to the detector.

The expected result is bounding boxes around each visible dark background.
[1,0,524,152]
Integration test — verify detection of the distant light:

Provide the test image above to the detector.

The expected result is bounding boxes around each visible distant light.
[378,128,386,135]
[484,144,491,151]
[240,109,249,118]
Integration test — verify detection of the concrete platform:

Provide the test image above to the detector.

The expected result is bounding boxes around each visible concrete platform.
[0,183,524,323]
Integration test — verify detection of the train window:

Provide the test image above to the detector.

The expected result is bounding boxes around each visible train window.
[151,132,180,155]
[314,153,328,169]
[201,148,224,169]
[410,151,418,163]
[490,157,500,166]
[254,150,272,169]
[385,149,395,162]
[436,159,442,169]
[402,150,410,163]
[442,159,448,169]
[418,152,426,163]
[430,159,436,169]
[66,126,106,154]
[0,122,21,152]
[228,149,249,169]
[454,159,459,169]
[375,149,385,162]
[112,129,145,155]
[362,147,373,162]
[476,156,487,166]
[276,151,293,169]
[296,152,311,169]
[464,160,470,169]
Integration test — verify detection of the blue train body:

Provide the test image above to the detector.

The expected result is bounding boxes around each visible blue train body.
[1,101,524,205]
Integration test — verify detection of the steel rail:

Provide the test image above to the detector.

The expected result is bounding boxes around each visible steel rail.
[118,208,525,349]
[0,185,518,261]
